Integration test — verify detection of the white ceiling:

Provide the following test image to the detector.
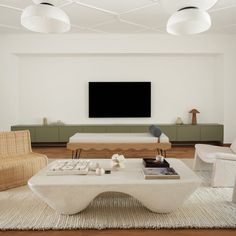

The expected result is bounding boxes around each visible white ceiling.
[0,0,236,34]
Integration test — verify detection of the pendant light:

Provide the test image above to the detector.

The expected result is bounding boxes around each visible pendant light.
[21,0,70,33]
[167,7,211,35]
[162,0,218,35]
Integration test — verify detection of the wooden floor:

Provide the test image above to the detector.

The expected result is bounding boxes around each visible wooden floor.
[1,146,234,236]
[32,145,196,159]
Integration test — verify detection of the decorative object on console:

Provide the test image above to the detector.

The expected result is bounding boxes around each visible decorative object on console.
[56,120,65,125]
[189,108,200,125]
[21,0,70,33]
[163,0,218,35]
[111,154,126,170]
[49,120,65,125]
[175,117,183,125]
[43,117,48,126]
[149,125,162,137]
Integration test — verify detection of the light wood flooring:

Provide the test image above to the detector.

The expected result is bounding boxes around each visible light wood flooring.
[32,145,196,159]
[1,146,235,236]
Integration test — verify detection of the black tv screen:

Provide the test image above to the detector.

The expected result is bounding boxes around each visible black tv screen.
[89,82,151,118]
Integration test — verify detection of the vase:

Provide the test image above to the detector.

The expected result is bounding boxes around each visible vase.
[176,117,183,125]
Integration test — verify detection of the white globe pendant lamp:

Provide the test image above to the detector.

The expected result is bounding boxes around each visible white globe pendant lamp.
[167,7,211,35]
[162,0,218,35]
[21,0,70,33]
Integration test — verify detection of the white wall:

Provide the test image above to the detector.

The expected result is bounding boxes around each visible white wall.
[0,36,19,131]
[18,54,223,125]
[0,34,236,143]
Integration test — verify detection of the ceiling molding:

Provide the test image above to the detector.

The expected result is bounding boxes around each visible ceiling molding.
[58,0,74,8]
[0,0,236,34]
[0,4,23,12]
[120,18,161,32]
[74,0,118,16]
[119,2,160,15]
[209,3,236,13]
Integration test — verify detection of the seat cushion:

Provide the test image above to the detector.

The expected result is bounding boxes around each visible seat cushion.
[195,144,233,163]
[0,153,48,191]
[69,133,159,143]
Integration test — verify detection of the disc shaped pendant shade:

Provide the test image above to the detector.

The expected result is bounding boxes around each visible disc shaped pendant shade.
[167,8,211,35]
[21,3,70,33]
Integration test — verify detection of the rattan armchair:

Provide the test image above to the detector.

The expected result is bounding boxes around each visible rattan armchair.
[0,130,48,191]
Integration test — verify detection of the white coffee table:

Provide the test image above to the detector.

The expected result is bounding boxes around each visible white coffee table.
[28,158,201,215]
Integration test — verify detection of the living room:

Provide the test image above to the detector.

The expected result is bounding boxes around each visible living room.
[0,0,236,236]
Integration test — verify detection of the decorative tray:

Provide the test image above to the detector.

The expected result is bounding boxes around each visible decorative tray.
[143,158,170,168]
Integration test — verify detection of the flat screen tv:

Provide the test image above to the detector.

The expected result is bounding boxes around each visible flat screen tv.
[89,82,151,118]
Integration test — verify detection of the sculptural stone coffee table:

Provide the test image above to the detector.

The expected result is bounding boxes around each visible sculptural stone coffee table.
[28,158,201,215]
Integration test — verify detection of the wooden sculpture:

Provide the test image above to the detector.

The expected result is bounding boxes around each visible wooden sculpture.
[189,109,200,125]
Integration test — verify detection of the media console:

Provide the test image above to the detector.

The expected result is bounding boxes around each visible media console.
[11,124,224,145]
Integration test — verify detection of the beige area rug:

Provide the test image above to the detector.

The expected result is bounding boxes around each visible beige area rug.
[0,159,235,230]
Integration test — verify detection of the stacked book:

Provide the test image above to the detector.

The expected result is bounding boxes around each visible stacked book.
[142,158,180,180]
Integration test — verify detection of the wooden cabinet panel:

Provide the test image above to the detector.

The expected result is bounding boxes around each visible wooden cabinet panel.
[177,126,201,141]
[130,126,149,133]
[83,126,108,133]
[159,125,177,141]
[200,125,223,142]
[35,127,59,142]
[107,126,131,133]
[59,126,84,142]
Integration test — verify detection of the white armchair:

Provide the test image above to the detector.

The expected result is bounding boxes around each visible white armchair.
[194,139,236,187]
[233,176,236,203]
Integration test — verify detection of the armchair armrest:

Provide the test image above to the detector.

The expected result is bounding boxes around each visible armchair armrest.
[216,153,236,161]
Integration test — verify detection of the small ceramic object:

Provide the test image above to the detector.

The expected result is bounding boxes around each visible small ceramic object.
[111,153,126,170]
[95,167,105,176]
[176,117,183,125]
[57,120,65,125]
[155,155,164,162]
[89,162,99,171]
[43,117,48,126]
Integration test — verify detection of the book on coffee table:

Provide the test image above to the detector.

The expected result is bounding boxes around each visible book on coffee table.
[142,167,180,179]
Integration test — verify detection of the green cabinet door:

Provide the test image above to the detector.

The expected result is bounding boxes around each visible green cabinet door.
[200,125,223,142]
[35,126,59,142]
[158,125,177,141]
[107,126,131,133]
[83,126,108,133]
[59,126,84,142]
[130,125,149,133]
[11,126,36,142]
[177,125,201,141]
